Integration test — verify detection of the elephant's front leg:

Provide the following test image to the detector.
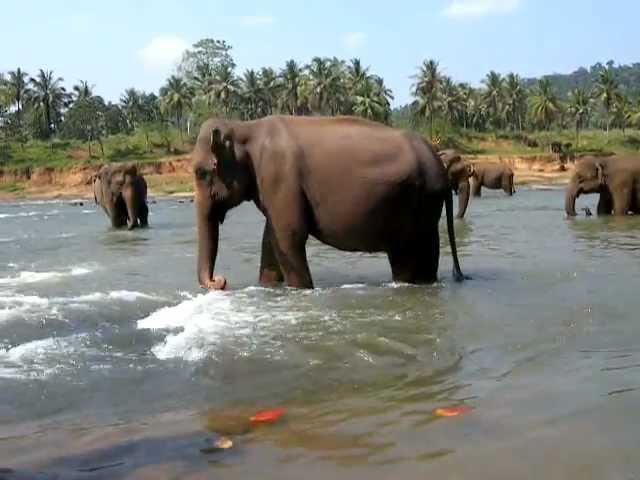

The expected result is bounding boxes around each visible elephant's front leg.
[259,220,284,287]
[471,179,482,197]
[597,190,613,215]
[612,188,632,216]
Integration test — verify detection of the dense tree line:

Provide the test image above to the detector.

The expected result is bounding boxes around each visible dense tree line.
[406,59,640,146]
[1,38,639,159]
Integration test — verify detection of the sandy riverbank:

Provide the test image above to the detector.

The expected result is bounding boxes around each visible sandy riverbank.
[0,154,572,202]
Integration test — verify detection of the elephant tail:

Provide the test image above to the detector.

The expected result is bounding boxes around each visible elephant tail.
[445,189,465,282]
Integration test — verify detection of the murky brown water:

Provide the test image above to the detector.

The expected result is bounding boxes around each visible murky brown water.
[1,188,639,479]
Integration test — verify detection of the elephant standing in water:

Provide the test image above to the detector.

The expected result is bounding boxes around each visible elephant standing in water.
[193,115,465,290]
[565,156,640,216]
[438,149,474,219]
[471,163,515,197]
[93,163,149,229]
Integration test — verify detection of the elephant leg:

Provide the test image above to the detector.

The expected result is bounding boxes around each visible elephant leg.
[472,179,482,197]
[259,220,284,286]
[139,202,149,227]
[597,190,613,215]
[612,189,632,216]
[503,174,514,196]
[388,228,439,285]
[456,180,470,219]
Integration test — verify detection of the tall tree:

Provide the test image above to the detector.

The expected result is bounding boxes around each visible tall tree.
[504,73,526,131]
[120,88,142,130]
[567,87,592,146]
[529,78,560,130]
[412,59,442,139]
[72,80,94,103]
[240,69,262,119]
[279,60,303,115]
[259,67,280,116]
[440,77,462,125]
[592,66,621,137]
[482,71,504,129]
[205,64,240,116]
[28,69,69,138]
[159,75,194,140]
[5,68,30,123]
[178,39,235,81]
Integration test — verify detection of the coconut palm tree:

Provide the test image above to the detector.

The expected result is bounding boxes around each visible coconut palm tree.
[306,57,334,114]
[279,60,303,115]
[205,64,240,116]
[440,77,462,125]
[482,71,504,129]
[612,94,632,135]
[5,68,30,122]
[159,75,194,140]
[240,69,262,120]
[72,80,94,103]
[567,87,592,146]
[529,78,560,130]
[504,73,526,131]
[592,66,621,137]
[347,58,369,92]
[259,67,280,116]
[120,88,142,130]
[412,59,442,139]
[29,69,70,137]
[457,83,474,130]
[352,77,386,121]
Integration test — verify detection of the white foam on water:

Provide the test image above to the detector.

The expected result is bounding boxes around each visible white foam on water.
[0,266,93,286]
[0,211,39,219]
[138,291,273,361]
[0,237,16,243]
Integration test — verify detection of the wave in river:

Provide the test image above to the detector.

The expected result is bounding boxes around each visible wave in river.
[0,267,93,286]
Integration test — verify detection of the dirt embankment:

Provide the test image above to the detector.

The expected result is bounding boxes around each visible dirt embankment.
[0,156,193,200]
[0,154,573,201]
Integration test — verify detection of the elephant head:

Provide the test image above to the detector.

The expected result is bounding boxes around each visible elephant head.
[565,158,606,216]
[193,120,254,288]
[438,150,473,219]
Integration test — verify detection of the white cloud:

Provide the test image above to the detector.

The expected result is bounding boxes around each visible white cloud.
[443,0,522,18]
[138,35,189,70]
[343,32,367,51]
[240,15,275,27]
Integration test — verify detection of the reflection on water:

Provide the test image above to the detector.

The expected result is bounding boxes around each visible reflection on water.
[1,189,640,479]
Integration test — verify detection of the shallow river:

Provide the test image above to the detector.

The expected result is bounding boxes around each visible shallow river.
[1,189,639,479]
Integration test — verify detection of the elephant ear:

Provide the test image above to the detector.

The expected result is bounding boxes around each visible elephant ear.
[596,162,606,186]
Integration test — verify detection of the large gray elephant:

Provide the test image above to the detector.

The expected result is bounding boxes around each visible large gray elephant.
[192,115,465,290]
[93,163,149,229]
[565,156,640,216]
[471,163,515,197]
[438,149,474,219]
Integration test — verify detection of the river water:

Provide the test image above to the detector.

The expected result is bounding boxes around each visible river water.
[0,189,639,479]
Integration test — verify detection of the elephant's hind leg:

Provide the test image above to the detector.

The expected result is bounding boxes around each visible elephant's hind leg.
[472,180,482,197]
[139,203,149,227]
[387,228,439,285]
[597,190,613,215]
[259,220,284,286]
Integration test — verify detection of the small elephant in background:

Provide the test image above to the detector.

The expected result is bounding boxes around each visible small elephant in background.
[565,156,640,216]
[438,149,474,219]
[471,163,515,197]
[93,163,149,229]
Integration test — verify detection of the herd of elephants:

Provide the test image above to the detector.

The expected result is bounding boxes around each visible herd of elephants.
[91,115,640,290]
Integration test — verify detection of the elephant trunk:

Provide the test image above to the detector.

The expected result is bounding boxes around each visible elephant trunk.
[196,205,220,288]
[456,180,470,219]
[122,182,139,230]
[565,182,579,217]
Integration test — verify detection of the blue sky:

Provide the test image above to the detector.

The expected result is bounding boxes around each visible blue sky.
[1,0,637,106]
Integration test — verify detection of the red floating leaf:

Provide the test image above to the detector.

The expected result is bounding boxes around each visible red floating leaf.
[433,405,473,417]
[250,408,286,423]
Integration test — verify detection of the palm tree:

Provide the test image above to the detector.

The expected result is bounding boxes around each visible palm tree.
[440,77,462,125]
[259,67,280,116]
[504,73,526,131]
[326,58,348,115]
[280,60,303,115]
[529,78,560,130]
[72,80,94,103]
[159,75,194,140]
[120,88,142,130]
[592,66,621,137]
[347,58,369,92]
[240,69,262,120]
[352,77,385,121]
[612,94,632,135]
[567,87,592,147]
[307,57,334,114]
[412,59,442,139]
[29,69,70,137]
[205,64,240,116]
[458,83,474,130]
[5,68,30,122]
[482,71,504,129]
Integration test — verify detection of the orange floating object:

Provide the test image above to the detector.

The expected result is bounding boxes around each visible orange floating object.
[250,408,286,423]
[433,405,473,417]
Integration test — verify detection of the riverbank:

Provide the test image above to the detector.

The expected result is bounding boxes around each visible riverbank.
[0,154,572,202]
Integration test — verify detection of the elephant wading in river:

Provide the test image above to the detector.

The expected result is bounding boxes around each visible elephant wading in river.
[193,115,465,290]
[565,156,640,216]
[438,149,474,219]
[471,163,515,197]
[93,163,149,229]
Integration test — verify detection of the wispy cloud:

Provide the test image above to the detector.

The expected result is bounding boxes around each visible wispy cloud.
[443,0,522,18]
[239,15,275,27]
[138,35,189,70]
[342,32,367,51]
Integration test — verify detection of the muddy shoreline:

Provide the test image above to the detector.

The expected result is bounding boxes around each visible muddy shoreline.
[0,154,572,202]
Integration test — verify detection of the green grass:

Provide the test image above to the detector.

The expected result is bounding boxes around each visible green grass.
[0,182,26,193]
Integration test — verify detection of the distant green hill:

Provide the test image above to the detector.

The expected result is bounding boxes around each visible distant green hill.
[523,61,640,99]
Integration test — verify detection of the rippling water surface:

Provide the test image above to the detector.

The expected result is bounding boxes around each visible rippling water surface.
[1,190,639,479]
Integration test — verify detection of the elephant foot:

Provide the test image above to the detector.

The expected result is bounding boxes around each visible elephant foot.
[202,275,228,291]
[259,270,283,287]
